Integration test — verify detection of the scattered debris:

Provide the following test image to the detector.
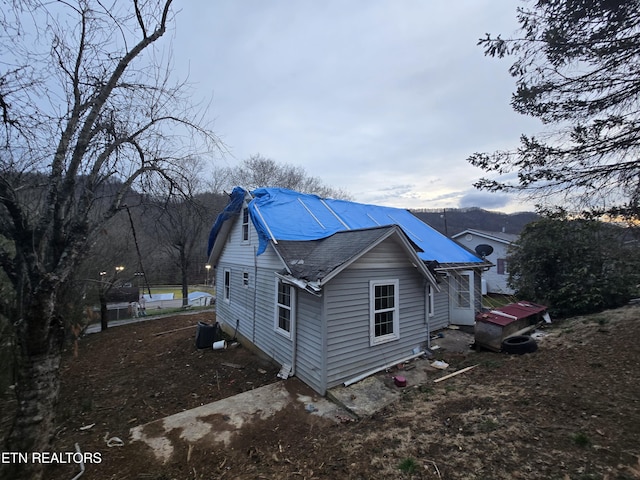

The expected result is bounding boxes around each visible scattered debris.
[305,403,318,413]
[433,364,479,383]
[71,443,85,480]
[336,414,355,424]
[531,331,549,340]
[104,432,125,447]
[154,325,197,337]
[424,459,442,479]
[79,423,95,431]
[221,362,243,369]
[431,360,449,370]
[277,363,292,379]
[187,443,194,463]
[393,376,407,387]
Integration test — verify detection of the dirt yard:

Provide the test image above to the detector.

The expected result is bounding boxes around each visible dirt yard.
[3,306,640,479]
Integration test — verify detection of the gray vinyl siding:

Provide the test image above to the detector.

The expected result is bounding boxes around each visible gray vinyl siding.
[251,263,292,367]
[215,215,446,394]
[293,291,324,393]
[214,204,257,333]
[324,265,429,389]
[473,270,483,313]
[429,286,450,332]
[214,207,293,367]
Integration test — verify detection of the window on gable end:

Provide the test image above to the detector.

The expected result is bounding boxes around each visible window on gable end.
[242,207,249,242]
[223,268,231,303]
[497,258,508,275]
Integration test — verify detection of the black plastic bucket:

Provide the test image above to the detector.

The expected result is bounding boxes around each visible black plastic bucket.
[195,321,220,349]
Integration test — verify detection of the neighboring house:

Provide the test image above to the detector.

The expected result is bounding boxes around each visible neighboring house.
[207,187,489,394]
[451,229,518,295]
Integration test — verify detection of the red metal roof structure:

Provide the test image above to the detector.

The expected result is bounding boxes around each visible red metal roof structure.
[477,302,547,326]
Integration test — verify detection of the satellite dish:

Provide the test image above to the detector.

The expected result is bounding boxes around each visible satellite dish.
[475,244,494,258]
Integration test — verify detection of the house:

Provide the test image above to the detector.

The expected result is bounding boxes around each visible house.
[207,187,489,394]
[451,229,518,295]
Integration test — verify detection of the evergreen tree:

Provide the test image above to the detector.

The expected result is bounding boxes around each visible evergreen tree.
[508,216,640,316]
[469,0,640,219]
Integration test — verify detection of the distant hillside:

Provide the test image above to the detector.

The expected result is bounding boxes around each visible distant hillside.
[410,207,539,237]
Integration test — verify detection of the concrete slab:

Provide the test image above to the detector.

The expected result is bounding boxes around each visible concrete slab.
[328,330,476,418]
[130,380,350,463]
[130,331,476,463]
[430,327,474,353]
[328,356,433,417]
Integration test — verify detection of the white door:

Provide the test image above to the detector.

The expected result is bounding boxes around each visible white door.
[449,271,475,326]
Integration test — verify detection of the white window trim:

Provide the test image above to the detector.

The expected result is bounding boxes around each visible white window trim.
[242,270,250,288]
[370,279,400,346]
[223,268,231,303]
[274,279,295,339]
[241,207,250,243]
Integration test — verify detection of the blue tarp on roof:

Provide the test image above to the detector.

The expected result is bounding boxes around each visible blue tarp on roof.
[247,187,482,264]
[207,186,245,257]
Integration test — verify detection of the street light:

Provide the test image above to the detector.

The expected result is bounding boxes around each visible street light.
[134,271,144,295]
[205,264,211,286]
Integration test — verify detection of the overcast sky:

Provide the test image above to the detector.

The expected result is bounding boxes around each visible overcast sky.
[170,1,542,213]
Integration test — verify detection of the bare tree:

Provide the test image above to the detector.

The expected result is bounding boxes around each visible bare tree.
[84,211,141,330]
[0,2,217,478]
[144,161,220,307]
[217,154,352,199]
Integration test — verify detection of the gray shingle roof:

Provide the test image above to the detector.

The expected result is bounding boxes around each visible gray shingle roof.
[274,226,415,281]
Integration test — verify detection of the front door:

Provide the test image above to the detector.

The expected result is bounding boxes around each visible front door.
[449,271,475,326]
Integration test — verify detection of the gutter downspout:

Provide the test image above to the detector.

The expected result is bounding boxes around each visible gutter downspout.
[291,292,298,376]
[425,280,431,349]
[252,245,257,344]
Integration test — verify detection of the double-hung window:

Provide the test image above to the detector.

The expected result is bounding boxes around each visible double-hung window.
[241,207,250,242]
[275,280,294,338]
[370,279,400,345]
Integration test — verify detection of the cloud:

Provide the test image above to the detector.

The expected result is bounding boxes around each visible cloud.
[172,1,543,213]
[459,191,511,209]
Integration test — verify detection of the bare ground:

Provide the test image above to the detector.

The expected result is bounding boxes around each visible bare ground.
[2,306,640,479]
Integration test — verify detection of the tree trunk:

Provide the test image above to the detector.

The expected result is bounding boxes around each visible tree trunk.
[180,247,189,307]
[2,338,63,480]
[99,294,108,331]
